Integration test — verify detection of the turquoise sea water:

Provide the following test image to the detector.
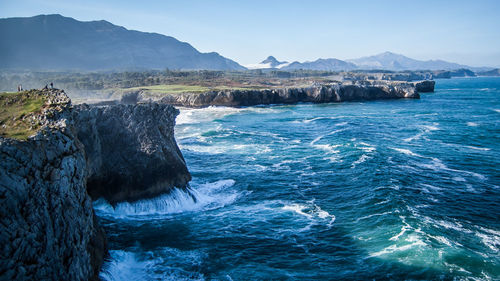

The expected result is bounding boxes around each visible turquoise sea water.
[96,77,500,280]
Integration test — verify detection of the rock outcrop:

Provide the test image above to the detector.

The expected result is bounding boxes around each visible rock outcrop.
[0,89,106,280]
[74,103,191,203]
[155,82,421,108]
[413,80,435,93]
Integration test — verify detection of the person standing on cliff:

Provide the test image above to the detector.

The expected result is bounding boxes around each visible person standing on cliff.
[50,82,53,89]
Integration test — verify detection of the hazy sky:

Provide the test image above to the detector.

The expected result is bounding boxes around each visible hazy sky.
[2,0,500,67]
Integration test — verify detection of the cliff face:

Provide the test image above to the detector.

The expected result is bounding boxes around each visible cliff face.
[156,82,421,108]
[0,90,106,280]
[413,80,435,93]
[74,103,191,203]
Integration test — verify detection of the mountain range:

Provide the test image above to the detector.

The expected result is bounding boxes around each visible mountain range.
[0,14,245,71]
[0,14,488,72]
[247,52,475,71]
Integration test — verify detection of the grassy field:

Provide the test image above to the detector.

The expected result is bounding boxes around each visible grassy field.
[126,84,211,94]
[0,91,46,140]
[122,84,268,94]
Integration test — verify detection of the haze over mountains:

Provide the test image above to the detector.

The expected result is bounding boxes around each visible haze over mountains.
[247,52,476,71]
[0,14,489,72]
[0,14,245,71]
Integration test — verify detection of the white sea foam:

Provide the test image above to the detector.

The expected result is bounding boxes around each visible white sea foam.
[302,117,348,124]
[351,154,370,168]
[93,179,238,219]
[389,217,412,241]
[476,227,500,252]
[466,122,479,127]
[403,123,439,142]
[177,106,242,125]
[494,109,500,114]
[358,142,376,153]
[100,248,205,281]
[355,211,396,223]
[391,147,422,157]
[282,203,336,228]
[310,128,346,145]
[465,145,490,151]
[417,158,487,181]
[369,239,426,257]
[313,144,341,154]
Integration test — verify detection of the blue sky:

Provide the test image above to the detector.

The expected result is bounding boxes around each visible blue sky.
[1,0,500,67]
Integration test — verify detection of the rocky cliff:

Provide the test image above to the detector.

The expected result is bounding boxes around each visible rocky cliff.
[74,103,191,203]
[154,81,423,108]
[0,89,106,280]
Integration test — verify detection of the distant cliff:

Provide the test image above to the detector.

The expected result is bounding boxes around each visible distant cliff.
[0,89,106,280]
[135,81,431,108]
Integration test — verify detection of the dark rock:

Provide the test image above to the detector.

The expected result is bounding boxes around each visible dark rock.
[0,89,106,280]
[414,80,435,92]
[74,103,191,203]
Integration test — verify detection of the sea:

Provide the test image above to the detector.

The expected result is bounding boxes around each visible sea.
[95,77,500,280]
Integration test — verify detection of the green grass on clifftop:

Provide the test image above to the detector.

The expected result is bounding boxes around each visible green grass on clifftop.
[121,84,266,95]
[126,84,211,94]
[0,90,46,140]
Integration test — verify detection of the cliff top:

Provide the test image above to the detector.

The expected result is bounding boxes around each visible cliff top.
[0,89,70,140]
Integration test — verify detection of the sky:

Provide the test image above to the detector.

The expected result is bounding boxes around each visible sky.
[1,0,500,67]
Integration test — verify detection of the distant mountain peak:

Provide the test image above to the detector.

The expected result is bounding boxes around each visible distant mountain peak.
[245,56,289,69]
[261,56,287,67]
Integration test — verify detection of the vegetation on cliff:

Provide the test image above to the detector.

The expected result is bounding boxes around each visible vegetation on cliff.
[0,90,47,139]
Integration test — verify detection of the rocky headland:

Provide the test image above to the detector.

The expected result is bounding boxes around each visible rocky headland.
[0,89,106,280]
[0,89,190,279]
[114,80,434,108]
[74,103,191,203]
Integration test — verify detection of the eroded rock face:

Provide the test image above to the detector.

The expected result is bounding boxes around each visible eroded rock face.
[0,89,106,280]
[414,80,436,93]
[158,82,422,108]
[74,103,191,203]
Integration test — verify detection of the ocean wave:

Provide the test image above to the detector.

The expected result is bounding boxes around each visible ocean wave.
[351,154,370,168]
[282,202,336,228]
[355,211,396,223]
[177,106,242,125]
[417,158,487,181]
[310,128,347,145]
[302,117,348,124]
[100,248,205,281]
[369,238,426,257]
[466,122,479,127]
[358,142,376,153]
[403,123,439,142]
[93,179,239,219]
[476,227,500,252]
[464,145,490,151]
[391,147,422,157]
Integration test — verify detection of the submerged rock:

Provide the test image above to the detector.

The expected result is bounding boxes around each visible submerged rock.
[74,103,191,203]
[0,89,106,280]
